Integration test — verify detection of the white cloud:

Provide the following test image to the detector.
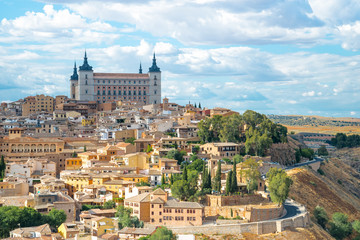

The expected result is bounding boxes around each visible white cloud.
[302,91,315,97]
[350,111,356,115]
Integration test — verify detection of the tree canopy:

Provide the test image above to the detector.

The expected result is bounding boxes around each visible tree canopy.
[314,206,328,229]
[148,226,174,240]
[197,110,287,156]
[166,149,187,165]
[116,205,144,230]
[329,212,353,240]
[267,168,293,205]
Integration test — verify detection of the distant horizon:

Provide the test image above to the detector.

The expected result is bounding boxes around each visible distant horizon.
[1,0,360,117]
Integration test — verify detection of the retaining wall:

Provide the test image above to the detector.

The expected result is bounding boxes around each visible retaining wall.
[168,212,310,235]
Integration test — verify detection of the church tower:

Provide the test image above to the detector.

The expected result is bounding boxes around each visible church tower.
[78,51,95,101]
[148,53,161,104]
[70,62,78,99]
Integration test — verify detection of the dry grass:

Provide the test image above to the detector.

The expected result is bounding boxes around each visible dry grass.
[285,125,360,135]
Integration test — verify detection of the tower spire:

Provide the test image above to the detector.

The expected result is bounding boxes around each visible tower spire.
[70,61,78,80]
[79,50,93,71]
[149,52,160,72]
[139,62,143,74]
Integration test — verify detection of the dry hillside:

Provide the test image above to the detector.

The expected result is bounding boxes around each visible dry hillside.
[196,225,332,240]
[288,159,360,221]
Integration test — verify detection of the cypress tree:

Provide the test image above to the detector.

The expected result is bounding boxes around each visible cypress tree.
[0,155,5,178]
[199,103,202,109]
[161,173,166,185]
[194,103,197,108]
[231,160,238,193]
[183,165,188,181]
[225,170,232,195]
[201,164,208,190]
[170,174,174,185]
[84,145,87,152]
[207,170,212,189]
[214,160,222,192]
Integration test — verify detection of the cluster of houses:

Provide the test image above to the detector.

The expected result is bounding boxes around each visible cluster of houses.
[0,96,284,240]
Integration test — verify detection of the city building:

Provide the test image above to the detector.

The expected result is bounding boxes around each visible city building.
[70,52,161,105]
[22,94,55,116]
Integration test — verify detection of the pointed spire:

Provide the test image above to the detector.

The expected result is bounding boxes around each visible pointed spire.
[79,50,93,71]
[139,62,143,74]
[70,61,78,80]
[149,52,160,72]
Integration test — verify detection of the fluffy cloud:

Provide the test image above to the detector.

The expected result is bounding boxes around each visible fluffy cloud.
[0,5,119,45]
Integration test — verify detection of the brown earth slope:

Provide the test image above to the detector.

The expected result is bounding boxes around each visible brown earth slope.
[288,159,360,221]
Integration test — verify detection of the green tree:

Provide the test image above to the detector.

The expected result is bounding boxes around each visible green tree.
[182,165,188,181]
[83,145,87,152]
[242,158,260,193]
[72,151,77,157]
[170,174,174,185]
[199,103,202,109]
[116,205,144,230]
[267,168,292,205]
[301,148,315,160]
[194,103,197,108]
[0,155,5,178]
[161,173,166,185]
[192,145,200,154]
[329,212,353,240]
[166,149,186,164]
[149,226,174,240]
[214,160,222,193]
[125,137,136,145]
[171,180,189,201]
[103,200,116,209]
[233,154,243,164]
[187,158,204,172]
[225,170,232,195]
[45,209,67,230]
[146,145,153,153]
[353,220,360,234]
[230,160,238,193]
[317,145,328,156]
[313,206,328,228]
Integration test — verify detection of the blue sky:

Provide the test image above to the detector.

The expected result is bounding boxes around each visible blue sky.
[1,0,360,117]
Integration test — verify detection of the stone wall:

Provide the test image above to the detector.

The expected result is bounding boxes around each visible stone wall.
[168,212,310,235]
[205,194,269,207]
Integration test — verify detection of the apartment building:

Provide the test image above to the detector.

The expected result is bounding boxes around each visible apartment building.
[22,94,54,116]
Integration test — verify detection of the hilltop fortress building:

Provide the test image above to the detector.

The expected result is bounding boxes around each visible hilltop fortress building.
[70,52,161,105]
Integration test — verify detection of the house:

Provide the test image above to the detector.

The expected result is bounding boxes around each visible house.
[91,217,116,237]
[125,188,204,226]
[118,227,156,240]
[200,142,242,158]
[58,222,80,239]
[10,224,52,238]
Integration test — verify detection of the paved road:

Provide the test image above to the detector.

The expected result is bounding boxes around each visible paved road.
[284,157,324,171]
[280,201,302,219]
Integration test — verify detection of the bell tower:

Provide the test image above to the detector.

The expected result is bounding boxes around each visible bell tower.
[70,62,78,99]
[78,51,94,101]
[148,53,161,105]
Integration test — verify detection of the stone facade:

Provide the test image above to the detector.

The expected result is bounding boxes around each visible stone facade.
[70,52,161,105]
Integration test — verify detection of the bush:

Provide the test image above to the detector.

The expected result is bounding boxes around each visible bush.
[310,181,317,186]
[337,179,342,185]
[218,216,225,219]
[317,169,325,175]
[313,206,328,229]
[329,212,352,240]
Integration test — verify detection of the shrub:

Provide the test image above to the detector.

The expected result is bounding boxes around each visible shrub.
[317,169,325,175]
[314,206,328,228]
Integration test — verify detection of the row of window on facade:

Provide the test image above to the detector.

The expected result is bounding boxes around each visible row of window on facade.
[96,90,147,96]
[84,79,156,86]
